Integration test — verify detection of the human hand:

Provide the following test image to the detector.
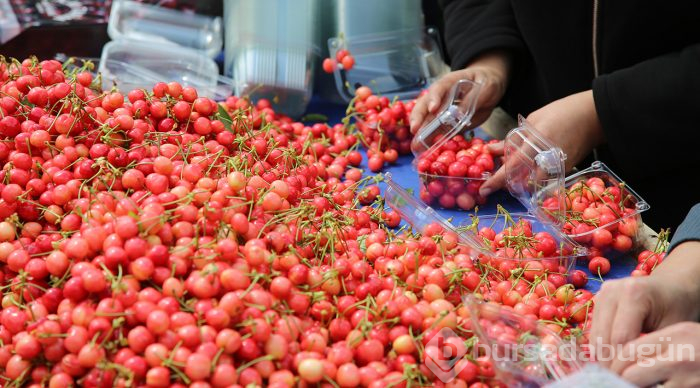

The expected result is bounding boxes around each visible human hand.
[478,90,604,197]
[590,241,700,369]
[409,50,511,134]
[609,322,700,387]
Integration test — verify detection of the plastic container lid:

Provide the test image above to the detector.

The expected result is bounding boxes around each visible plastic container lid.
[463,295,583,387]
[410,78,483,158]
[108,0,223,57]
[327,28,449,102]
[503,116,567,227]
[384,172,484,251]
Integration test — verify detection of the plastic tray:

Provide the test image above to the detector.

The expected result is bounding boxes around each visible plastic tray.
[108,0,222,57]
[328,28,448,102]
[561,161,650,247]
[464,295,583,387]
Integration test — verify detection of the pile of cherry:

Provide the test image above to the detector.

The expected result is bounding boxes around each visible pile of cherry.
[346,86,416,172]
[0,56,648,388]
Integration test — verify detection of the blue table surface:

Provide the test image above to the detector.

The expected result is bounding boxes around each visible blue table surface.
[304,97,637,293]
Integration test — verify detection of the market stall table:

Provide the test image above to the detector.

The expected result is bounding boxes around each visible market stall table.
[305,97,641,293]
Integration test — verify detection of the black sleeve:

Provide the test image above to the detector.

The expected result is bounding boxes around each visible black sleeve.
[439,0,524,70]
[668,204,700,253]
[592,44,700,180]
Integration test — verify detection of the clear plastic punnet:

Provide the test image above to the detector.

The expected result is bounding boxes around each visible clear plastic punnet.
[457,212,585,275]
[410,79,494,210]
[328,28,449,102]
[384,174,586,274]
[503,116,567,226]
[560,161,650,247]
[463,295,583,387]
[463,296,635,388]
[108,0,223,57]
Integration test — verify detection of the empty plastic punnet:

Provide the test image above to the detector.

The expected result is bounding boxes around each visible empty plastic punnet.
[327,28,448,102]
[108,0,223,57]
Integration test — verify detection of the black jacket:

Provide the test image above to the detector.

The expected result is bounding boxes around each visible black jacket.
[439,0,700,231]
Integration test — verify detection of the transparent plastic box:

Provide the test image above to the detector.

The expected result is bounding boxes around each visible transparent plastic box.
[463,296,635,388]
[410,79,494,210]
[463,295,582,387]
[108,0,223,57]
[328,28,448,102]
[384,173,586,275]
[98,40,235,100]
[559,161,650,248]
[457,212,585,276]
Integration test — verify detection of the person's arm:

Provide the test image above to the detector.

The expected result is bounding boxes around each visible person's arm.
[411,0,522,133]
[439,0,524,70]
[480,44,700,197]
[592,44,700,180]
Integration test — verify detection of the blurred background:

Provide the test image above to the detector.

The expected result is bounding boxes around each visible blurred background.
[0,0,449,117]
